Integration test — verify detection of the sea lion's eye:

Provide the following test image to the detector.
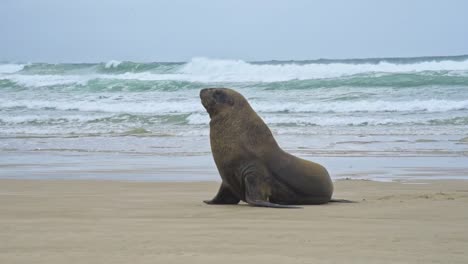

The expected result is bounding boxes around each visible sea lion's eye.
[213,90,234,106]
[213,91,227,104]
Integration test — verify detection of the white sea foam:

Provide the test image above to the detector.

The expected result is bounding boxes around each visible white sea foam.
[1,98,467,114]
[4,74,91,87]
[105,60,122,68]
[186,113,209,125]
[262,115,444,127]
[3,57,468,87]
[2,73,188,87]
[0,114,113,124]
[178,57,468,82]
[0,64,25,74]
[0,98,204,114]
[251,99,468,113]
[187,114,398,127]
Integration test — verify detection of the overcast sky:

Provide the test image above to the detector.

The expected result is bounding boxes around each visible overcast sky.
[1,0,468,62]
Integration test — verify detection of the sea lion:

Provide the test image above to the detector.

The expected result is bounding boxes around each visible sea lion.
[200,88,347,208]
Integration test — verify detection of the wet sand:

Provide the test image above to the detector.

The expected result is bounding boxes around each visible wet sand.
[2,151,468,182]
[1,179,468,263]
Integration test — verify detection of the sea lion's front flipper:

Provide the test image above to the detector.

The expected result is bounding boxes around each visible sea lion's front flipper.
[204,184,240,205]
[243,167,301,209]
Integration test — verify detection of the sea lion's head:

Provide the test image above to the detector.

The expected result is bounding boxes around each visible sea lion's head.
[200,88,247,118]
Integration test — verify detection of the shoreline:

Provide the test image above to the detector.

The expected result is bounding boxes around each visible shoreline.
[1,179,468,263]
[2,151,468,182]
[1,177,468,184]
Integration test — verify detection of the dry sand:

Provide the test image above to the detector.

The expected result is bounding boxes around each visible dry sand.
[1,179,468,264]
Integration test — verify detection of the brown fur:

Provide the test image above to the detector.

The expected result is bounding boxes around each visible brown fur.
[200,88,334,208]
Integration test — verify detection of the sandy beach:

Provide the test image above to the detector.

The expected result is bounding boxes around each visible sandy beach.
[2,1,468,263]
[1,179,467,264]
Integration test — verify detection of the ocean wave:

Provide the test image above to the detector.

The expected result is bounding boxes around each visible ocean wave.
[19,63,97,75]
[97,61,181,74]
[3,56,468,139]
[1,98,467,114]
[2,72,468,91]
[178,57,468,82]
[186,113,209,125]
[104,60,122,68]
[0,98,204,114]
[1,73,191,88]
[257,73,468,89]
[2,74,89,87]
[251,99,468,113]
[2,112,468,137]
[1,56,467,88]
[263,115,468,127]
[0,114,115,124]
[0,113,206,127]
[0,64,25,74]
[17,61,182,75]
[0,74,208,91]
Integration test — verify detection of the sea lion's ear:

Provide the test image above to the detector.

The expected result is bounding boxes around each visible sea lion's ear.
[214,90,234,106]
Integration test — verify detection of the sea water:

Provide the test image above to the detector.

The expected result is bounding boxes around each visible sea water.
[1,56,467,181]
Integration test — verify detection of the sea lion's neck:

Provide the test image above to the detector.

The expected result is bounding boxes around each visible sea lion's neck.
[209,106,281,155]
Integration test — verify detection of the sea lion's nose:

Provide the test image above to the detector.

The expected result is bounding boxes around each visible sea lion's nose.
[200,88,207,97]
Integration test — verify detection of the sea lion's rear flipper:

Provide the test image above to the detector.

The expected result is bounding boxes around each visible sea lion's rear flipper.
[245,198,301,209]
[243,168,301,209]
[204,184,240,205]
